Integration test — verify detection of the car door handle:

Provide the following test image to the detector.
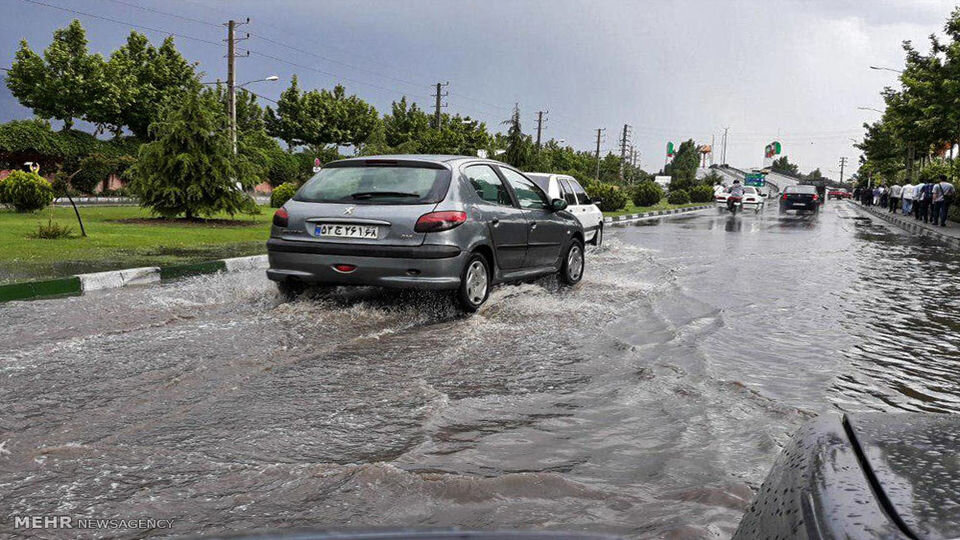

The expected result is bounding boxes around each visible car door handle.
[491,218,500,226]
[530,223,537,229]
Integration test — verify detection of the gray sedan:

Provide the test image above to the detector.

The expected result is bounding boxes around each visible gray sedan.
[266,155,585,311]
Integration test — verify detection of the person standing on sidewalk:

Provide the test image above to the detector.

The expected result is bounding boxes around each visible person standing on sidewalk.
[889,183,901,213]
[902,182,914,214]
[918,181,933,223]
[931,175,956,227]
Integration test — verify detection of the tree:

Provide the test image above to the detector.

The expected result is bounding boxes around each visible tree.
[383,97,430,147]
[501,104,532,168]
[6,20,103,131]
[130,89,257,219]
[266,78,378,152]
[666,139,699,190]
[265,75,307,150]
[108,32,200,138]
[806,168,823,180]
[771,155,800,175]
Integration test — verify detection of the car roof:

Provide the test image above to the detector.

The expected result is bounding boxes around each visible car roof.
[330,154,505,167]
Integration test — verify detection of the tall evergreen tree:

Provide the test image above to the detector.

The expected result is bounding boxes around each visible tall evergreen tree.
[131,90,257,219]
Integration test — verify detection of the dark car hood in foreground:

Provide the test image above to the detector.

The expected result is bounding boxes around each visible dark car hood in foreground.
[849,414,960,538]
[734,412,960,539]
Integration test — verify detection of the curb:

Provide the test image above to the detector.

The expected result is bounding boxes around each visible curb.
[849,201,960,248]
[0,254,268,304]
[604,205,711,224]
[52,195,271,207]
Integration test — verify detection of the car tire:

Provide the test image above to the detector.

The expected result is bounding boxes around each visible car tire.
[559,239,584,286]
[591,224,603,247]
[276,280,306,300]
[457,253,490,313]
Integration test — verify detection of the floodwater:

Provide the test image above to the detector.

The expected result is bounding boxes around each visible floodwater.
[1,201,958,538]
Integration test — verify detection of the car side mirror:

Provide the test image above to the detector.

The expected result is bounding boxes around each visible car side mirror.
[550,198,568,211]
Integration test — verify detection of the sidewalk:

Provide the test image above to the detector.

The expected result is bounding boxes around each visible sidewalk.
[850,201,960,248]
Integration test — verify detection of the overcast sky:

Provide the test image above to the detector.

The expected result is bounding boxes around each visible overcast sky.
[1,0,957,177]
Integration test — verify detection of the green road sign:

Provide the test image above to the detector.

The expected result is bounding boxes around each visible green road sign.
[745,173,766,187]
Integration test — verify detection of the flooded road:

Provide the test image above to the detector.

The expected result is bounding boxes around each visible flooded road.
[2,201,959,538]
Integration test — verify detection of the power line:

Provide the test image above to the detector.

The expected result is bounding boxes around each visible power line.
[19,0,223,47]
[94,0,221,29]
[18,0,434,101]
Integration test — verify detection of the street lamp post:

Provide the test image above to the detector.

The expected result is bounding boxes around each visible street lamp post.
[230,76,278,154]
[869,65,903,74]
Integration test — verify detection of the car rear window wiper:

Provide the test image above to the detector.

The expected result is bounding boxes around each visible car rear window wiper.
[350,191,421,199]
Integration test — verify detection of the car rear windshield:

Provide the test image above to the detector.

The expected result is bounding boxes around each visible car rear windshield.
[296,163,451,204]
[786,185,817,194]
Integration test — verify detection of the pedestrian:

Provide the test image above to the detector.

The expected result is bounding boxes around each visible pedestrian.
[917,181,932,223]
[902,182,914,214]
[889,183,901,213]
[914,181,926,220]
[880,185,889,208]
[873,186,881,206]
[931,174,956,226]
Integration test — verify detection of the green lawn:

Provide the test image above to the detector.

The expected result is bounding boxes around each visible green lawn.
[602,200,707,218]
[0,206,273,283]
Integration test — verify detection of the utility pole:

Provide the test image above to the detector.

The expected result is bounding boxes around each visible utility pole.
[619,124,632,179]
[432,82,449,129]
[838,156,848,185]
[721,127,729,165]
[535,110,548,149]
[710,134,715,166]
[225,18,249,155]
[594,128,606,182]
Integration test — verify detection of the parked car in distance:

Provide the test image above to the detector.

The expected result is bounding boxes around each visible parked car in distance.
[525,173,604,247]
[827,187,851,200]
[778,184,820,215]
[716,186,765,213]
[266,155,585,312]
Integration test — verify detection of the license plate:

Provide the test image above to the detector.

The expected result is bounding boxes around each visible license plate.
[792,203,806,207]
[315,223,378,239]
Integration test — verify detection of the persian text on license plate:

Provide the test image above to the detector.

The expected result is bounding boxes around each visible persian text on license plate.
[315,224,378,239]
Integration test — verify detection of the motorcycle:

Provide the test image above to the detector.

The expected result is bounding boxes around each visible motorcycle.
[727,196,742,215]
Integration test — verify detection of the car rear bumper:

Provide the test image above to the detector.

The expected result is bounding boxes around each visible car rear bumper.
[266,238,467,290]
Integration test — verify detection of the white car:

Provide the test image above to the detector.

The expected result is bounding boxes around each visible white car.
[716,185,765,213]
[526,173,604,246]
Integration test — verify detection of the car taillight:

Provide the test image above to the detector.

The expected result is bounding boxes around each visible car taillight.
[813,194,819,201]
[415,211,467,233]
[782,193,788,201]
[273,207,289,227]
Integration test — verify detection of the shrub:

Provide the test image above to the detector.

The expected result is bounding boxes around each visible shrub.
[667,189,690,205]
[72,153,137,194]
[632,181,663,207]
[0,171,55,212]
[585,182,627,212]
[268,152,303,187]
[689,184,715,203]
[271,182,299,208]
[31,217,75,239]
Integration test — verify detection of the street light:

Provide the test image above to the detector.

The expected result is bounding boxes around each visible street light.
[857,106,884,113]
[869,65,903,74]
[238,75,279,88]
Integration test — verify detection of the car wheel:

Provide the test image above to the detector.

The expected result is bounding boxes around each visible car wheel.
[559,239,584,286]
[276,280,306,300]
[457,253,490,312]
[591,224,603,247]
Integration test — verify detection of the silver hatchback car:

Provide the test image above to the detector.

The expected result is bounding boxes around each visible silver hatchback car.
[266,155,585,311]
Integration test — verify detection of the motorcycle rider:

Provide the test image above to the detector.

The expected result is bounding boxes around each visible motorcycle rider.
[727,179,744,212]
